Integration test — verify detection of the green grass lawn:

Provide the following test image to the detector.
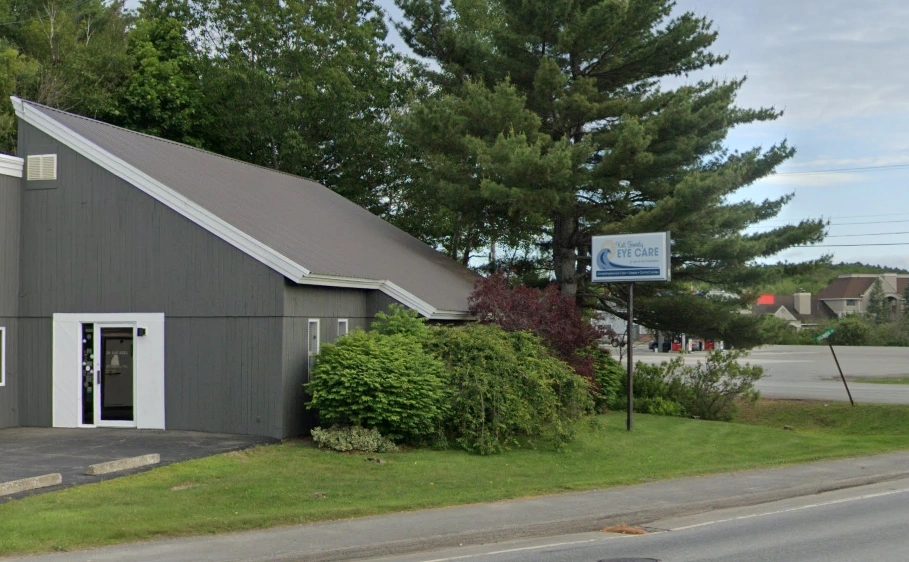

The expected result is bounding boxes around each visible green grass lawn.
[847,375,909,385]
[4,401,909,555]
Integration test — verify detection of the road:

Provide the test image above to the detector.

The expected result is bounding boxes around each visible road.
[634,344,909,404]
[377,477,909,562]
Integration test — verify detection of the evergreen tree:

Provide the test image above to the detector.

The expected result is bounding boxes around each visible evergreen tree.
[396,0,825,345]
[867,278,886,324]
[903,283,909,319]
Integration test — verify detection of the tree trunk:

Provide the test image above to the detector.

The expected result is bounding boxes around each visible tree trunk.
[553,213,579,300]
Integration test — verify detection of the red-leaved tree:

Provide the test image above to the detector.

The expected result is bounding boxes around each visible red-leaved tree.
[468,274,615,381]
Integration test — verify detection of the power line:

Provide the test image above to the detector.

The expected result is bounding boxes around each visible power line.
[754,211,909,225]
[795,242,909,247]
[827,231,909,238]
[777,163,909,176]
[746,218,909,232]
[829,219,909,226]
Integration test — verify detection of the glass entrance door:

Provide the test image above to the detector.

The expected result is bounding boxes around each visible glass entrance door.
[94,325,136,427]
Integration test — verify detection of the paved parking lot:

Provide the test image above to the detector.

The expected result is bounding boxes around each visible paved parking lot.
[0,428,274,501]
[636,344,909,404]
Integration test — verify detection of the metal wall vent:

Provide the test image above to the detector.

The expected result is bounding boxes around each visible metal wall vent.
[26,154,57,181]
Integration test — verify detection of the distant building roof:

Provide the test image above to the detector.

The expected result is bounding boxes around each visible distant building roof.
[756,294,775,305]
[13,98,476,318]
[818,276,876,300]
[752,294,836,325]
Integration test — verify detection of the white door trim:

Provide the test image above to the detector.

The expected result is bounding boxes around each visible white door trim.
[53,313,165,429]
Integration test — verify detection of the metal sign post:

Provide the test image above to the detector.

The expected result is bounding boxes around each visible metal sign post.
[816,329,854,406]
[626,282,634,431]
[591,232,671,432]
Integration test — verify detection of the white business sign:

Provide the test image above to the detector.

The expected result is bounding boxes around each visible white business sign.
[591,232,671,283]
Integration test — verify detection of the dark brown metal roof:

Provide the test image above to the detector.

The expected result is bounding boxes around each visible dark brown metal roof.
[752,294,836,324]
[20,100,477,315]
[818,276,876,300]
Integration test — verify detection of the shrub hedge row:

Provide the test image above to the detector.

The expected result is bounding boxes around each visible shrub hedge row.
[307,307,594,454]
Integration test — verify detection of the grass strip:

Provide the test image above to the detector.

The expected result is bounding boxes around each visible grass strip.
[846,375,909,385]
[3,403,909,555]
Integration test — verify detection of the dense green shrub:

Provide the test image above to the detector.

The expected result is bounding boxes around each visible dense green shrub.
[427,325,592,454]
[870,321,909,347]
[371,304,430,339]
[586,348,626,413]
[826,316,871,346]
[627,359,686,415]
[306,331,447,444]
[758,316,801,345]
[626,351,763,421]
[310,426,399,453]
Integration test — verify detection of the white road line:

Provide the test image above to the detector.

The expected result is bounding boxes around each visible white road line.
[419,537,612,562]
[413,487,909,561]
[671,487,909,531]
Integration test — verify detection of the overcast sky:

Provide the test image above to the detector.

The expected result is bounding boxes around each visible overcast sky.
[378,0,909,270]
[675,0,909,271]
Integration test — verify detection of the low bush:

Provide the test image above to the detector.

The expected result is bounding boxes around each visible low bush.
[681,350,763,420]
[310,426,399,453]
[427,325,592,454]
[625,351,763,421]
[627,359,686,415]
[306,330,447,444]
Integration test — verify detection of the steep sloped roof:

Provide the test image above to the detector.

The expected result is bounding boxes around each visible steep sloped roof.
[818,276,876,300]
[13,98,476,318]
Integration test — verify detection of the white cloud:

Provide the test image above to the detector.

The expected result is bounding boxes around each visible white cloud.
[757,172,861,188]
[678,0,909,123]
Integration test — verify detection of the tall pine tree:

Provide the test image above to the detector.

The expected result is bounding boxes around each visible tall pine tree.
[397,0,825,345]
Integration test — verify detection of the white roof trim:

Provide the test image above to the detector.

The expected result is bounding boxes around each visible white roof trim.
[12,97,471,319]
[299,274,470,320]
[12,96,309,281]
[0,153,23,178]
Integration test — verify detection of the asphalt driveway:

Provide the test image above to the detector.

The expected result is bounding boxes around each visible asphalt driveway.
[0,428,274,501]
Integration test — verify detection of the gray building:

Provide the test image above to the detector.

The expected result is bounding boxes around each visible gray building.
[0,98,475,439]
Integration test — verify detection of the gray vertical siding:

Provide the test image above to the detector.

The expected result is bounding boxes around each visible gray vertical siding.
[0,173,21,427]
[0,318,18,427]
[0,174,20,316]
[281,284,404,435]
[17,123,287,437]
[15,318,50,427]
[167,317,284,436]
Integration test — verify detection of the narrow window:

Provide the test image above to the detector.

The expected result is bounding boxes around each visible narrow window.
[0,326,5,386]
[308,319,320,373]
[337,319,349,338]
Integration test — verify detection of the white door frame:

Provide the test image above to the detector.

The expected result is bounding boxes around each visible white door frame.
[53,313,165,429]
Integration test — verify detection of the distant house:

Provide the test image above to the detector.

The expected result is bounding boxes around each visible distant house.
[0,98,476,438]
[818,274,908,318]
[754,273,909,329]
[752,292,836,330]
